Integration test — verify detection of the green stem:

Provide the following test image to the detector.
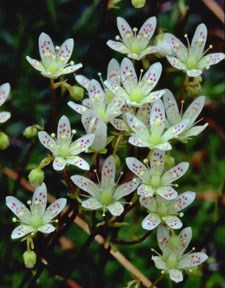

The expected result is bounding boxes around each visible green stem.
[113,132,124,156]
[50,78,57,133]
[148,273,165,288]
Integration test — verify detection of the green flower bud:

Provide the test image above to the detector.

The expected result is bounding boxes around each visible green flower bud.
[23,250,37,269]
[28,167,44,188]
[0,131,10,150]
[69,86,84,101]
[164,154,175,170]
[131,0,146,8]
[113,154,121,170]
[23,125,38,139]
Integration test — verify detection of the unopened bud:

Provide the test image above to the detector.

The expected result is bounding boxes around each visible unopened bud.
[28,167,44,187]
[165,154,175,169]
[23,125,38,139]
[131,0,146,8]
[69,85,84,101]
[23,250,37,269]
[0,131,10,150]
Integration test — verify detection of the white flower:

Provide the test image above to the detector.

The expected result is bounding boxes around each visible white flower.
[152,225,208,283]
[126,99,189,150]
[105,58,165,107]
[0,83,11,124]
[140,192,195,230]
[26,32,82,79]
[71,155,139,216]
[68,79,124,123]
[163,89,208,142]
[38,115,95,171]
[126,149,189,200]
[107,17,158,60]
[5,183,67,239]
[166,24,225,77]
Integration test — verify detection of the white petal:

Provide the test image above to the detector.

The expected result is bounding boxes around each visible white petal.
[126,157,148,178]
[163,216,183,229]
[101,155,115,189]
[11,225,34,239]
[88,79,105,104]
[142,213,161,230]
[167,56,187,70]
[163,89,180,125]
[69,156,90,170]
[32,183,47,213]
[167,33,188,60]
[121,58,137,90]
[155,142,172,151]
[0,82,10,106]
[178,227,192,254]
[150,99,166,135]
[111,118,128,131]
[81,110,98,132]
[152,256,167,270]
[0,112,11,123]
[176,191,196,211]
[141,90,165,104]
[71,175,98,196]
[179,124,208,140]
[162,162,189,184]
[53,157,66,171]
[156,186,178,200]
[57,38,74,62]
[44,198,67,222]
[168,269,183,283]
[126,112,147,134]
[138,16,156,43]
[142,62,162,94]
[187,69,202,77]
[201,53,225,66]
[114,179,139,200]
[183,96,205,125]
[62,63,82,75]
[117,17,133,42]
[107,201,124,216]
[82,198,103,210]
[38,224,55,234]
[38,32,55,60]
[38,131,55,152]
[70,134,95,154]
[89,118,107,151]
[106,40,129,54]
[150,149,165,173]
[157,224,170,252]
[68,101,87,115]
[178,252,208,269]
[191,23,207,57]
[128,135,147,147]
[107,58,120,85]
[75,74,90,90]
[57,115,71,138]
[6,196,31,221]
[163,119,189,141]
[138,184,155,197]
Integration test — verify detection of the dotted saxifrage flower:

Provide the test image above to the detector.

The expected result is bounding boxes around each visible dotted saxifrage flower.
[140,192,195,230]
[166,23,225,77]
[105,58,164,107]
[26,32,82,79]
[5,183,67,239]
[0,83,11,124]
[163,89,208,142]
[106,16,158,60]
[126,149,189,200]
[71,156,139,216]
[38,115,95,171]
[152,225,208,283]
[126,99,189,150]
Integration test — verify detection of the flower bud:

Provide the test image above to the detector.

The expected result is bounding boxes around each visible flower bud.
[164,154,175,170]
[113,154,121,170]
[23,250,37,269]
[28,167,44,187]
[23,125,38,139]
[131,0,146,8]
[0,131,10,150]
[69,86,84,101]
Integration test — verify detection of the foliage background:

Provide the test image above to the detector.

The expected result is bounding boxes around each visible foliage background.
[0,0,224,287]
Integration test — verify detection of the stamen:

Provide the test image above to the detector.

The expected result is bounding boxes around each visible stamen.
[94,169,101,185]
[184,34,191,50]
[97,72,105,88]
[51,133,56,138]
[55,46,60,51]
[27,200,32,205]
[139,69,144,82]
[12,217,17,223]
[70,61,74,65]
[72,129,76,135]
[115,35,120,40]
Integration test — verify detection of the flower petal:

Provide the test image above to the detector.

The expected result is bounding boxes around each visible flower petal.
[44,198,67,222]
[142,62,162,94]
[176,191,196,211]
[11,225,34,239]
[152,256,167,270]
[0,112,11,123]
[178,252,208,269]
[200,53,225,67]
[38,131,55,152]
[107,58,120,85]
[142,213,161,230]
[68,101,87,115]
[168,269,183,283]
[88,118,107,151]
[0,82,10,106]
[117,17,133,42]
[71,175,98,196]
[162,162,189,184]
[38,32,55,60]
[107,201,124,216]
[187,69,202,77]
[126,157,148,178]
[138,184,155,197]
[62,63,83,75]
[75,74,90,90]
[128,135,148,147]
[70,134,95,154]
[157,224,170,252]
[150,149,165,173]
[111,118,128,131]
[142,90,165,105]
[138,16,156,43]
[38,224,56,234]
[150,99,166,135]
[121,58,138,90]
[163,89,180,125]
[156,186,178,200]
[163,119,189,141]
[82,198,103,210]
[114,179,139,200]
[178,227,192,255]
[167,33,188,60]
[191,23,207,57]
[56,38,74,62]
[6,196,31,221]
[32,183,47,213]
[106,40,129,54]
[101,155,115,189]
[57,115,71,139]
[68,156,90,170]
[163,216,183,229]
[53,157,66,171]
[167,56,187,70]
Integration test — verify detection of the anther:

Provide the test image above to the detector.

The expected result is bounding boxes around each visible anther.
[115,35,120,40]
[51,133,56,138]
[55,46,60,51]
[12,217,17,223]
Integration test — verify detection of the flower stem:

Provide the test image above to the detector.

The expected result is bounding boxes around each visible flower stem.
[148,273,165,288]
[113,131,124,156]
[50,78,57,133]
[178,75,189,108]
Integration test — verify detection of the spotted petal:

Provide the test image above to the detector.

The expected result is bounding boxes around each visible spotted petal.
[128,135,148,147]
[53,157,66,171]
[178,227,192,255]
[107,201,124,216]
[6,196,31,221]
[82,198,103,210]
[107,58,120,85]
[150,99,166,135]
[157,224,170,252]
[142,213,161,230]
[62,64,83,75]
[57,115,71,138]
[167,56,187,70]
[138,184,155,197]
[70,134,95,154]
[101,156,115,189]
[162,162,189,184]
[0,83,10,106]
[142,62,162,94]
[117,17,133,42]
[168,269,183,283]
[75,74,90,90]
[178,252,208,269]
[11,225,34,239]
[0,112,11,123]
[121,58,138,90]
[167,34,188,61]
[111,118,128,131]
[38,224,56,234]
[56,38,74,62]
[163,216,183,229]
[138,16,156,43]
[162,119,189,141]
[163,89,181,125]
[38,32,55,60]
[71,175,98,196]
[191,23,207,58]
[106,40,129,55]
[32,183,47,213]
[150,149,165,174]
[156,186,178,200]
[114,179,139,200]
[44,198,67,222]
[67,156,90,170]
[200,53,225,67]
[126,157,148,178]
[38,131,55,152]
[68,101,87,115]
[176,192,196,211]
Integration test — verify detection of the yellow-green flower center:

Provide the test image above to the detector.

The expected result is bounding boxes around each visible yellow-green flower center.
[100,189,113,205]
[130,40,142,55]
[166,253,178,268]
[129,87,144,103]
[151,175,161,188]
[30,215,43,229]
[186,53,198,70]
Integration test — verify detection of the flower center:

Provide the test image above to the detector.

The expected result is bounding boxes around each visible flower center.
[166,253,178,268]
[149,133,161,145]
[100,188,113,205]
[150,175,161,188]
[130,39,142,55]
[129,87,144,103]
[30,215,43,229]
[186,53,198,70]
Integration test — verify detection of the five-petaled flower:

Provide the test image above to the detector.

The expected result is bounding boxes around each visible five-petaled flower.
[6,183,67,239]
[107,16,158,60]
[166,23,225,77]
[105,58,164,107]
[38,115,95,171]
[163,89,208,142]
[71,155,139,216]
[140,192,195,230]
[0,83,11,124]
[126,99,189,150]
[152,225,208,283]
[126,149,189,200]
[26,32,82,79]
